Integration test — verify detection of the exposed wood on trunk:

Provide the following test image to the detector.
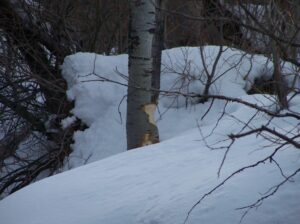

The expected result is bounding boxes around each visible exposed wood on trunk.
[127,0,160,150]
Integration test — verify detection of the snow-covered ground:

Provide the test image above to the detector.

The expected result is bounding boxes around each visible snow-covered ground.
[0,46,299,224]
[60,46,297,168]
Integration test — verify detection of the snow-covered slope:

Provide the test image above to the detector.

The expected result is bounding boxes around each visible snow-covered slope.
[0,118,299,224]
[0,46,299,224]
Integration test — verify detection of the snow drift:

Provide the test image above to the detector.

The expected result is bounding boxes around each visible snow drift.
[0,46,299,224]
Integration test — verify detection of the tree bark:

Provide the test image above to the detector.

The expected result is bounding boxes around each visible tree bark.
[272,41,288,109]
[127,0,160,149]
[151,0,165,104]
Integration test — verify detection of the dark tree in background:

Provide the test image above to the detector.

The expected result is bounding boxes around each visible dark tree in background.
[0,0,132,198]
[0,0,82,197]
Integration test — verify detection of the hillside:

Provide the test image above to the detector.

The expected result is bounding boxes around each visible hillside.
[0,46,299,224]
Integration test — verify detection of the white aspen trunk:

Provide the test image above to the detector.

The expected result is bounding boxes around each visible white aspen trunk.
[127,0,160,150]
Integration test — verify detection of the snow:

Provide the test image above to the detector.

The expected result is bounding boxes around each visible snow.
[60,46,297,168]
[0,46,299,224]
[0,123,299,224]
[61,53,128,167]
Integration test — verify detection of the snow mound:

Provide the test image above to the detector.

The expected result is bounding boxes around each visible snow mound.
[60,46,296,168]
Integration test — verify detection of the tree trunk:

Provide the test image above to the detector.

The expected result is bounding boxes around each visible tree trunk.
[151,0,164,104]
[127,0,160,150]
[272,41,289,109]
[267,1,289,109]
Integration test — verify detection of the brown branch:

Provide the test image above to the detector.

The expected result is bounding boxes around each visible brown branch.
[229,125,300,148]
[0,93,45,132]
[86,71,300,121]
[183,141,289,224]
[237,167,300,223]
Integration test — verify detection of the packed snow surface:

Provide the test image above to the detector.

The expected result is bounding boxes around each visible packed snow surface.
[0,46,299,224]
